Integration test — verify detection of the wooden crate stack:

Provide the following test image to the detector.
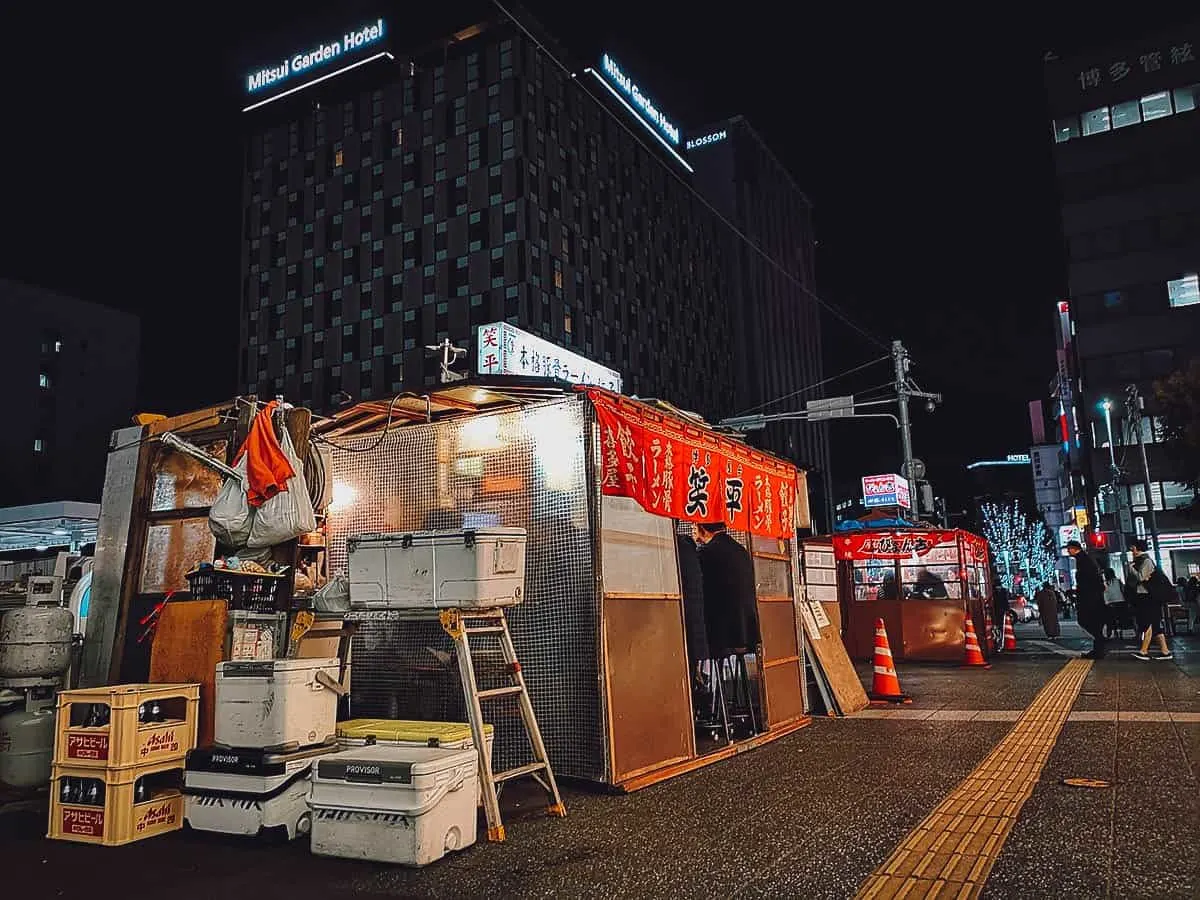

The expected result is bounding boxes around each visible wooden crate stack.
[48,683,200,846]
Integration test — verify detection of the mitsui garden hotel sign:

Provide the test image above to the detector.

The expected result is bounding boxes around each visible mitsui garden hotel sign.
[245,19,387,96]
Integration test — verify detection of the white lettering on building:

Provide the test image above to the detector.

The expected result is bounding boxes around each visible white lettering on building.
[247,19,385,94]
[600,54,681,145]
[686,130,728,151]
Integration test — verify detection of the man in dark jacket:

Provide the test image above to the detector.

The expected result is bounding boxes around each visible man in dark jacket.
[695,522,760,656]
[1066,540,1107,659]
[676,533,710,676]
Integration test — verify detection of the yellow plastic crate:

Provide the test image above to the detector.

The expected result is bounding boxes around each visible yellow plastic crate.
[48,758,184,846]
[335,719,493,745]
[54,683,199,770]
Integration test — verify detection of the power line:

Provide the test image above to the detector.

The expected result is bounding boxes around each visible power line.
[735,356,890,416]
[490,1,890,352]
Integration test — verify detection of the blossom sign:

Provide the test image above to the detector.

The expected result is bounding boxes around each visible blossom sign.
[477,322,622,392]
[862,474,911,509]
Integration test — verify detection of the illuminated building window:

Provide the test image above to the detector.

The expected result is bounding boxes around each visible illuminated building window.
[38,373,51,389]
[1168,274,1199,308]
[33,439,44,453]
[334,149,344,167]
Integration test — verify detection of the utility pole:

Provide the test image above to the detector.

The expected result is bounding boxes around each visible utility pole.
[1125,384,1163,568]
[893,340,919,519]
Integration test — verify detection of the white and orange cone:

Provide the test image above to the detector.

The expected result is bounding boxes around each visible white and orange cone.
[962,617,991,668]
[1002,612,1017,652]
[869,618,911,703]
[983,602,996,654]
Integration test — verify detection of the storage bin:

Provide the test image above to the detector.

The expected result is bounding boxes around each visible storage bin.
[214,658,340,751]
[54,684,199,770]
[310,745,479,866]
[336,719,494,766]
[347,528,526,609]
[48,758,184,846]
[183,744,337,840]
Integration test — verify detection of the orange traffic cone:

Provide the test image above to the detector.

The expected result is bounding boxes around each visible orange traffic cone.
[962,617,991,668]
[869,618,911,703]
[1002,612,1017,652]
[983,603,996,653]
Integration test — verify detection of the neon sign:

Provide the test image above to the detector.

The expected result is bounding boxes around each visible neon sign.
[246,19,386,94]
[599,54,680,145]
[686,130,727,150]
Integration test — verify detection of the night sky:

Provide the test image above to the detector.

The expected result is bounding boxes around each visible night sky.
[0,4,1190,510]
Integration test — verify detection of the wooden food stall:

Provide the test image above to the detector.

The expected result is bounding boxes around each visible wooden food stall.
[830,528,992,663]
[85,382,812,793]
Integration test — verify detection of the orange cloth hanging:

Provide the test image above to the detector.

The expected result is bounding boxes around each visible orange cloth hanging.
[233,400,296,508]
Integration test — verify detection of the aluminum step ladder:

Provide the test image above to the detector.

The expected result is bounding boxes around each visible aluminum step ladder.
[438,607,566,842]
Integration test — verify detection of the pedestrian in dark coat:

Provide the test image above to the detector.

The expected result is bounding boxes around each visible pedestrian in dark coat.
[676,533,710,674]
[1066,540,1107,658]
[695,522,760,657]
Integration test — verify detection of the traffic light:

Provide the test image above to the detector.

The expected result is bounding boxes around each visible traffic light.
[1086,531,1108,549]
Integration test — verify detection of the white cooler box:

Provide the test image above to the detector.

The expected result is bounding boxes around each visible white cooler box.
[183,744,337,840]
[310,745,479,866]
[215,657,340,751]
[347,528,526,609]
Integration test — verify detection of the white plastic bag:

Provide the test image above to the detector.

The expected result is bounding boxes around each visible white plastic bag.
[246,428,317,548]
[209,456,254,548]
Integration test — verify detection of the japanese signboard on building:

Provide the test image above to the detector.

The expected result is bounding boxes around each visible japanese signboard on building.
[1073,39,1195,92]
[833,530,962,562]
[589,389,800,540]
[861,474,911,509]
[476,322,622,392]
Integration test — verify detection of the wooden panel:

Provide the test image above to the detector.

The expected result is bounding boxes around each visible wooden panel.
[603,594,693,782]
[900,600,965,662]
[763,660,806,726]
[758,599,799,663]
[149,600,228,748]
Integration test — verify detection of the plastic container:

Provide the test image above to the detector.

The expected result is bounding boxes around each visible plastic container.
[214,658,340,751]
[183,744,337,840]
[48,758,184,846]
[186,568,286,613]
[336,719,493,764]
[309,745,479,866]
[347,528,526,609]
[54,684,199,770]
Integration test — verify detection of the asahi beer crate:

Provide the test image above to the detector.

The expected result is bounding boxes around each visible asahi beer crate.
[48,757,185,846]
[54,683,200,770]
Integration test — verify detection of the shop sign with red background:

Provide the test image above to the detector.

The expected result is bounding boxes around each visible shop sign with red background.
[834,530,962,561]
[587,390,799,540]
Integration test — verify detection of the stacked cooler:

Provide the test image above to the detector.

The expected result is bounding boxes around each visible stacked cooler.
[183,657,341,839]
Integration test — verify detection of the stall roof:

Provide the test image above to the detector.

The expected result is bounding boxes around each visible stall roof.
[0,501,100,554]
[311,377,584,438]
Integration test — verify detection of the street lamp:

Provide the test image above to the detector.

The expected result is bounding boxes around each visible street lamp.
[1099,399,1117,470]
[1096,398,1126,555]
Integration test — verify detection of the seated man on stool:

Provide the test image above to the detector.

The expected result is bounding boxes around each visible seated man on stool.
[695,521,761,734]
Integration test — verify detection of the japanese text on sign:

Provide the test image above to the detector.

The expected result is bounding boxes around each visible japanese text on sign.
[477,322,622,391]
[590,389,800,540]
[1077,41,1194,90]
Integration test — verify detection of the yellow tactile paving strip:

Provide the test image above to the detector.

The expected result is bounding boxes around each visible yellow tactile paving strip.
[855,658,1093,900]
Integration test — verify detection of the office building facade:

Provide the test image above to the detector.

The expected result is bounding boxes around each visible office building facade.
[237,4,825,479]
[0,280,140,506]
[1045,23,1200,577]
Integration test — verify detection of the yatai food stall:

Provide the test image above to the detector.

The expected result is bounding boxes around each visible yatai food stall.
[830,527,992,663]
[87,381,812,793]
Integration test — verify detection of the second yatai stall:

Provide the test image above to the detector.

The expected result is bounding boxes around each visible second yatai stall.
[323,384,811,790]
[833,528,992,662]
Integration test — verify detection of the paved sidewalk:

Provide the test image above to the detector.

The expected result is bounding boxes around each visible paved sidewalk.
[1,627,1195,899]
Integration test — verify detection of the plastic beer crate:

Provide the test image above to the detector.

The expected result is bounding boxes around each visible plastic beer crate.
[54,683,199,770]
[48,757,185,846]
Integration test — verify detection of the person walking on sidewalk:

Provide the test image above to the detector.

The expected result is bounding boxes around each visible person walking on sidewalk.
[1035,581,1060,638]
[1127,540,1174,661]
[1065,540,1107,659]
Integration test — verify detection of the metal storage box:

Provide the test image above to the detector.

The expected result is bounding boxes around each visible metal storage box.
[309,744,479,866]
[214,658,340,751]
[347,528,526,609]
